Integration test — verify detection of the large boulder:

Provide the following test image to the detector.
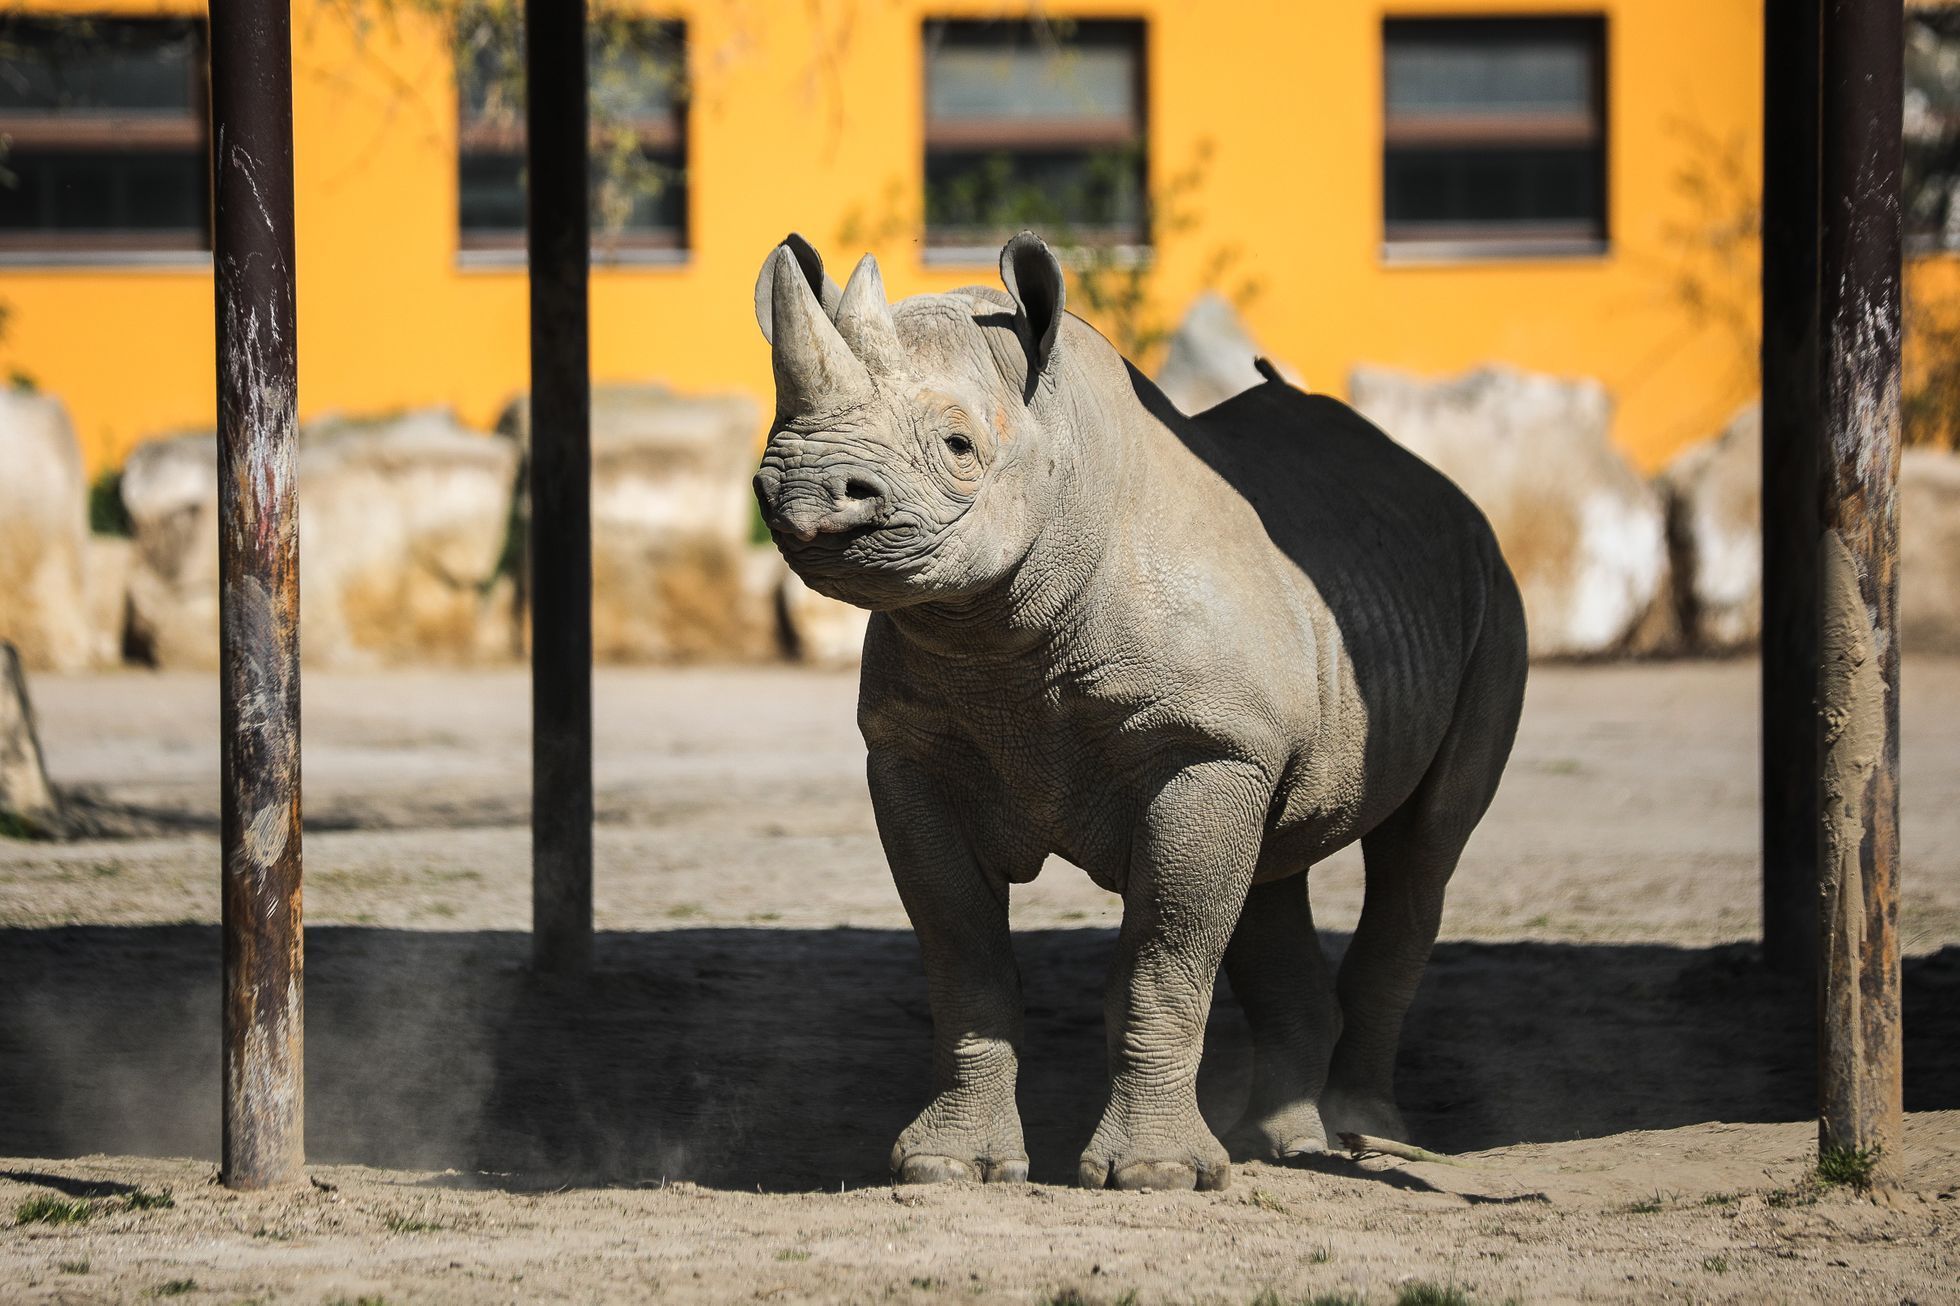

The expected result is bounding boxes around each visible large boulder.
[83,535,133,668]
[1349,366,1671,659]
[0,642,58,835]
[123,412,521,669]
[1659,405,1761,652]
[1902,447,1960,655]
[300,410,520,667]
[122,431,221,669]
[779,566,871,667]
[1153,293,1300,413]
[499,384,774,662]
[0,391,91,671]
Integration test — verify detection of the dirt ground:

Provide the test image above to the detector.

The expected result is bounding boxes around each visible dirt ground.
[1,660,1956,1304]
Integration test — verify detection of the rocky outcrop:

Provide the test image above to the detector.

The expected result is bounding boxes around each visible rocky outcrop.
[500,384,774,662]
[300,410,520,667]
[122,431,221,669]
[0,642,58,836]
[124,412,521,669]
[83,536,133,668]
[1349,366,1671,659]
[0,392,90,671]
[1658,405,1761,653]
[779,568,871,667]
[1154,293,1300,413]
[1902,448,1960,655]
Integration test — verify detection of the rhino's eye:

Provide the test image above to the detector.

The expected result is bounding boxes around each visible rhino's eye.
[944,433,974,458]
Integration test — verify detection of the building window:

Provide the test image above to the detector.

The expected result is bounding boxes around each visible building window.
[1382,17,1607,257]
[457,16,687,258]
[923,19,1147,254]
[0,16,209,258]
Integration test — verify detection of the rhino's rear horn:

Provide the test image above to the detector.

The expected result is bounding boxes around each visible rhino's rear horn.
[835,254,905,376]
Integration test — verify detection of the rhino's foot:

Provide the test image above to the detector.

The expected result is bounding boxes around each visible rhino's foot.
[890,1094,1027,1186]
[1077,1106,1231,1192]
[1226,1099,1333,1162]
[1318,1086,1410,1146]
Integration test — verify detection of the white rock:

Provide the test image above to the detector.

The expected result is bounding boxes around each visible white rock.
[779,567,871,667]
[0,641,58,832]
[1902,447,1960,655]
[1349,365,1671,659]
[1659,405,1761,652]
[0,391,90,671]
[1153,293,1300,413]
[502,384,772,662]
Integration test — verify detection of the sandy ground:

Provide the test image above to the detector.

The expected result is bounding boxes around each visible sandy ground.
[1,660,1957,1303]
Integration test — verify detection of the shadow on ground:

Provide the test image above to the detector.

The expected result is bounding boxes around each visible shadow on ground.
[2,925,1955,1190]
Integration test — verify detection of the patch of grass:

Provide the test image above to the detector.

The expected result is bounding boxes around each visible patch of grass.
[122,1188,174,1211]
[1620,1191,1670,1215]
[1701,1192,1737,1206]
[1249,1293,1362,1306]
[326,1298,389,1306]
[1396,1286,1471,1306]
[150,1280,196,1298]
[16,1194,93,1226]
[0,810,47,841]
[775,1248,810,1262]
[1765,1184,1818,1209]
[1043,1291,1091,1306]
[1816,1144,1881,1190]
[1246,1188,1287,1213]
[89,469,132,537]
[1701,1255,1729,1274]
[911,1277,939,1290]
[749,912,782,924]
[250,1225,292,1241]
[665,902,703,920]
[58,1260,90,1275]
[91,861,123,879]
[382,1212,443,1234]
[1308,1247,1332,1265]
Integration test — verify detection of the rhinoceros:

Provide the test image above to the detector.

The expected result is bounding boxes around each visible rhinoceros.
[751,231,1527,1191]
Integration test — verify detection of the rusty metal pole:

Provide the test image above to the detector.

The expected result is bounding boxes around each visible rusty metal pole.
[211,0,304,1188]
[1760,0,1822,979]
[527,0,594,975]
[1815,0,1904,1185]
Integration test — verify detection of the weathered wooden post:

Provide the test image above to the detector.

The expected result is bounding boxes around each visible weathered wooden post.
[1760,0,1822,978]
[1815,0,1904,1185]
[526,0,595,975]
[210,0,305,1188]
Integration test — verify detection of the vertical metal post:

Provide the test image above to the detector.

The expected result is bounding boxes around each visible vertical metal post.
[1761,0,1823,978]
[1815,0,1904,1186]
[527,0,594,975]
[211,0,304,1189]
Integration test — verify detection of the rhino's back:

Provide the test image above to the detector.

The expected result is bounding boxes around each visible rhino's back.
[1170,378,1519,858]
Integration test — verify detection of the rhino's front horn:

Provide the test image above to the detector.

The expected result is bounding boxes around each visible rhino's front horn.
[762,242,873,416]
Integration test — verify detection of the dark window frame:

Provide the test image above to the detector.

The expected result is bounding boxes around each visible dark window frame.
[922,17,1150,255]
[1381,14,1610,260]
[455,16,689,261]
[0,14,211,259]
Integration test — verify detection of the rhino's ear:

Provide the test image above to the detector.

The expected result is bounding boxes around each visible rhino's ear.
[834,254,905,376]
[754,233,842,345]
[999,231,1065,393]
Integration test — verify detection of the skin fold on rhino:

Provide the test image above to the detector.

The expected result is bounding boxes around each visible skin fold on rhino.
[751,231,1528,1192]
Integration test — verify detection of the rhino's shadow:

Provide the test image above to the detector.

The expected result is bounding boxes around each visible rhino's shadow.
[2,923,1956,1190]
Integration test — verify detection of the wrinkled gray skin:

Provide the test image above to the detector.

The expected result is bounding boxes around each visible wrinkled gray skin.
[752,232,1527,1192]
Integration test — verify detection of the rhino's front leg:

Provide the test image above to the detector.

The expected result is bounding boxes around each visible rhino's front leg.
[1079,759,1268,1192]
[870,750,1029,1185]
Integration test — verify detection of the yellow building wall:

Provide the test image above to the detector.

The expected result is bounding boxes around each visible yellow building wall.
[0,0,1769,476]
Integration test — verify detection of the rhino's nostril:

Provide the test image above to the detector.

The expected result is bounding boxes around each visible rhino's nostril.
[843,475,885,503]
[752,470,781,514]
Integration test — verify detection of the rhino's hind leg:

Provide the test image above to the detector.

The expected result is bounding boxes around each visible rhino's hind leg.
[1221,873,1342,1160]
[1321,627,1525,1145]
